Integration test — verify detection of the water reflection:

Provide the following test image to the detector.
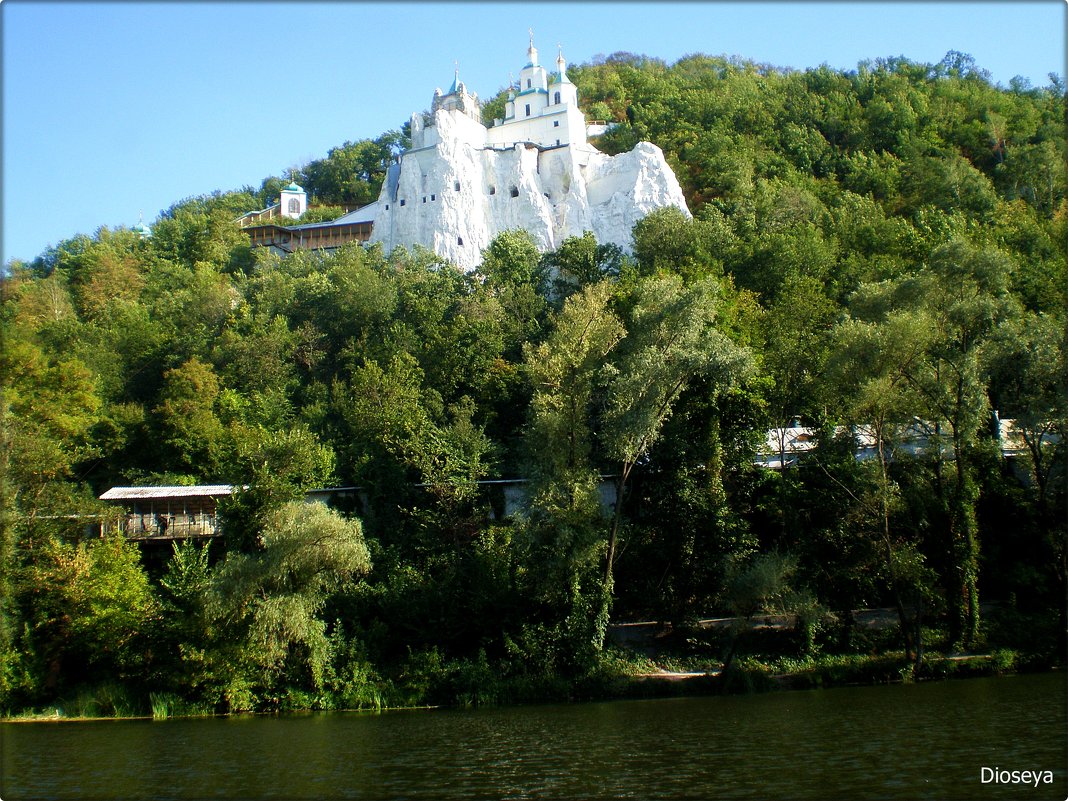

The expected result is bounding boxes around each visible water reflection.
[3,673,1064,800]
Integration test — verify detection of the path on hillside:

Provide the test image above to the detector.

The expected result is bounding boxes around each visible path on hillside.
[609,605,1001,679]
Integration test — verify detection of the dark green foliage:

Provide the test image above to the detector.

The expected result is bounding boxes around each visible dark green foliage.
[19,535,157,700]
[544,232,629,300]
[296,133,405,206]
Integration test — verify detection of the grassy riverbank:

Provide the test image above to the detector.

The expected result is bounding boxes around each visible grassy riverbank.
[4,646,1053,722]
[595,602,1061,700]
[600,647,1038,698]
[3,686,216,723]
[4,601,1059,722]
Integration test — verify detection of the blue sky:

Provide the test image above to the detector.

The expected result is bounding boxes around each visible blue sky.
[2,1,1064,266]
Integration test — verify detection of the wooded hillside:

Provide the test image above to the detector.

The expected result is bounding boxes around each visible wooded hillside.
[2,51,1064,714]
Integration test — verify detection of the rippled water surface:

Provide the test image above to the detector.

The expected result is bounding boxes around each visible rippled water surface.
[3,672,1064,800]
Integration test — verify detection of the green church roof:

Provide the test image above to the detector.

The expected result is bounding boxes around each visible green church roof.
[133,213,152,238]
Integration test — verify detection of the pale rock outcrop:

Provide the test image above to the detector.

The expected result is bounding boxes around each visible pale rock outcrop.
[369,116,689,271]
[581,142,690,250]
[367,42,690,271]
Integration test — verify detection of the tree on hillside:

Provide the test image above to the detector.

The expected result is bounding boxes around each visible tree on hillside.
[630,207,728,283]
[150,192,256,272]
[335,353,494,542]
[758,274,839,540]
[599,276,751,633]
[521,282,624,669]
[22,534,157,697]
[219,426,336,555]
[298,133,404,206]
[987,311,1068,648]
[204,501,370,709]
[847,240,1018,647]
[825,311,938,672]
[543,231,628,299]
[154,357,228,479]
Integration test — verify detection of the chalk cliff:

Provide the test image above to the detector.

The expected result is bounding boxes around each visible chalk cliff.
[367,40,690,271]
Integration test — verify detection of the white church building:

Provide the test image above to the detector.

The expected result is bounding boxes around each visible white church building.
[244,36,690,270]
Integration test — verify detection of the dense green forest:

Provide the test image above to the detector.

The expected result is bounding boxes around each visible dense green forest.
[1,51,1065,715]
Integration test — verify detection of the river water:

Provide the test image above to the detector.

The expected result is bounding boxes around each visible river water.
[2,672,1064,800]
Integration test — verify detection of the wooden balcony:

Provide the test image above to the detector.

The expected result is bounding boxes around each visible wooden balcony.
[99,486,233,542]
[119,513,221,541]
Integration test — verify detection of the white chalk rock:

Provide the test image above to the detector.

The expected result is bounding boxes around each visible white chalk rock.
[369,110,689,271]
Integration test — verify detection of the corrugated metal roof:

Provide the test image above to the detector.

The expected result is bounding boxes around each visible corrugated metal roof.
[283,201,380,229]
[333,200,380,224]
[100,485,234,501]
